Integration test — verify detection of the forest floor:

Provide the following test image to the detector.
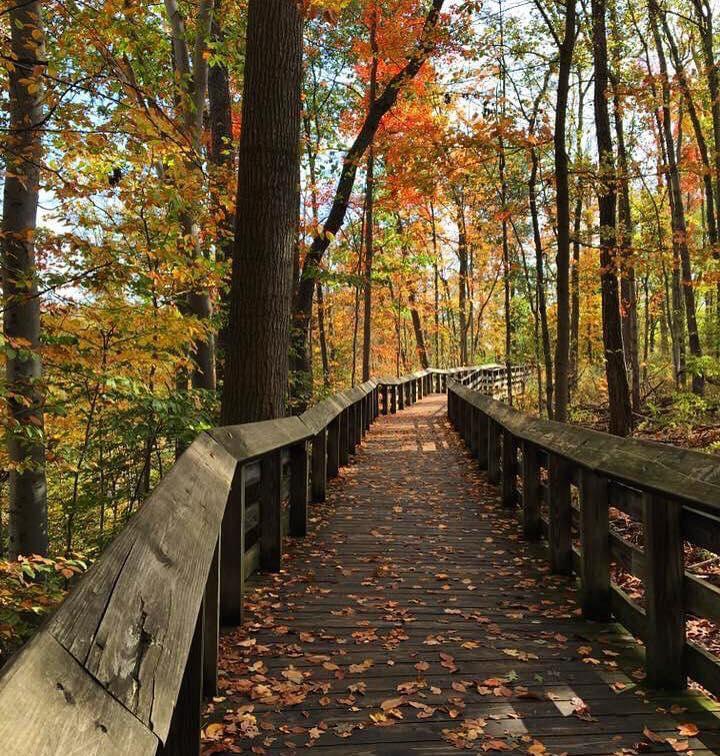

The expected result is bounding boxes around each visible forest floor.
[201,395,720,755]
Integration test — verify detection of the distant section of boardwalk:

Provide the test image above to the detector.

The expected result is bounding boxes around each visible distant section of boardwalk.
[202,395,720,755]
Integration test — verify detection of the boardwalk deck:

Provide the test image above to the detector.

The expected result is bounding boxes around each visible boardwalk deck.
[202,395,720,755]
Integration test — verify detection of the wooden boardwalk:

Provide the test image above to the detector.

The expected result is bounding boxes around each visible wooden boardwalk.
[202,395,720,755]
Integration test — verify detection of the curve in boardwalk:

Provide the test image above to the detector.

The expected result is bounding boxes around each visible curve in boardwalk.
[202,395,720,755]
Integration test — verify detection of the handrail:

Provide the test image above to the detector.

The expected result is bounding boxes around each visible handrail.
[448,381,720,698]
[0,366,496,755]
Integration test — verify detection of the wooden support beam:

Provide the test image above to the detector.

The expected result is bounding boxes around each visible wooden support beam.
[339,410,350,465]
[327,417,340,478]
[220,465,246,625]
[548,453,572,575]
[161,604,203,756]
[390,386,397,414]
[260,449,283,572]
[311,430,327,502]
[521,441,541,540]
[470,406,480,457]
[382,385,389,415]
[579,470,610,620]
[202,539,220,697]
[643,493,686,689]
[487,420,501,484]
[501,430,517,507]
[289,442,309,537]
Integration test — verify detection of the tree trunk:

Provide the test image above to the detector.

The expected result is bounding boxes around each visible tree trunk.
[3,0,48,558]
[290,0,446,407]
[553,0,577,423]
[592,0,634,436]
[649,0,704,395]
[609,30,641,411]
[220,0,303,424]
[456,202,469,365]
[208,0,235,372]
[316,282,331,388]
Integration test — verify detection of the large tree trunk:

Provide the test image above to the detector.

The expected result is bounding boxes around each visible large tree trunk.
[552,0,577,422]
[290,0,446,407]
[592,0,634,436]
[649,0,704,395]
[3,0,48,558]
[220,0,303,424]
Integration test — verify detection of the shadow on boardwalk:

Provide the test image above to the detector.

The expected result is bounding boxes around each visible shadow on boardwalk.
[202,395,720,755]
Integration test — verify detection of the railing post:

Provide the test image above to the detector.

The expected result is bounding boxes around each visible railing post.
[390,386,397,414]
[501,430,517,507]
[381,385,389,415]
[203,538,220,697]
[338,409,349,465]
[311,430,327,502]
[161,603,203,756]
[470,406,480,457]
[643,493,686,689]
[548,453,572,575]
[327,417,340,477]
[289,442,309,537]
[348,404,357,455]
[477,411,489,469]
[354,401,363,445]
[521,441,541,540]
[411,379,417,404]
[260,449,283,572]
[487,420,501,484]
[220,464,246,625]
[398,382,405,410]
[579,470,610,621]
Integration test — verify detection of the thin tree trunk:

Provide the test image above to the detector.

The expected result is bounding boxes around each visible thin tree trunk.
[608,13,641,411]
[3,0,48,558]
[208,0,235,373]
[649,0,704,395]
[220,0,303,424]
[456,201,469,365]
[552,0,577,422]
[592,0,634,436]
[316,282,331,388]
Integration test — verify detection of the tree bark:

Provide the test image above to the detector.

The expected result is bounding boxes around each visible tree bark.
[208,0,235,371]
[592,0,634,436]
[649,0,704,395]
[220,0,303,424]
[456,201,469,365]
[3,0,48,558]
[552,0,577,422]
[290,0,446,407]
[165,0,217,391]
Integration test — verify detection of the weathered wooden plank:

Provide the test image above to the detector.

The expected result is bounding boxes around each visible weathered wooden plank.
[643,492,686,689]
[209,416,310,464]
[327,417,340,477]
[548,453,572,575]
[501,429,517,507]
[48,433,235,742]
[202,539,220,697]
[311,430,327,502]
[579,470,610,621]
[0,632,157,756]
[260,449,283,572]
[521,440,541,540]
[289,442,309,537]
[161,604,203,755]
[220,464,245,626]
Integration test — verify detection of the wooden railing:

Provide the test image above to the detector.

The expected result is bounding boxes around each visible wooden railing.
[448,381,720,695]
[0,366,497,755]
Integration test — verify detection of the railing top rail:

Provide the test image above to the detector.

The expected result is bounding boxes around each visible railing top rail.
[450,382,720,513]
